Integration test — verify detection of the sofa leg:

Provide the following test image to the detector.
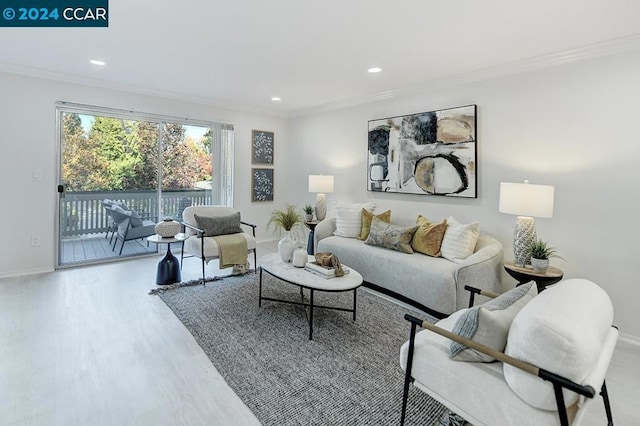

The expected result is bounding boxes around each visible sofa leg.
[601,381,614,426]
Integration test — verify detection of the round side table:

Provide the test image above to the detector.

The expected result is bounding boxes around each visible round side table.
[147,233,189,285]
[504,261,564,293]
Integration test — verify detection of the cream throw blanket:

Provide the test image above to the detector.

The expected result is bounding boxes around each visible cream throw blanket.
[213,233,248,269]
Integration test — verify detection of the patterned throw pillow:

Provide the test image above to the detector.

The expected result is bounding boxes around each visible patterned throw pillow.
[194,212,242,237]
[334,202,376,238]
[364,217,418,254]
[440,216,480,263]
[411,215,447,257]
[359,209,391,240]
[449,282,538,362]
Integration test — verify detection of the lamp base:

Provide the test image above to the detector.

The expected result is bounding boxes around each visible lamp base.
[315,193,327,221]
[513,216,536,266]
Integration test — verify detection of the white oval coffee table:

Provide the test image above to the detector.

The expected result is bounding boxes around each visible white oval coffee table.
[259,252,363,340]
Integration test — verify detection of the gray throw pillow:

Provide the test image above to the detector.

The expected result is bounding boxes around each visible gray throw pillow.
[194,212,242,237]
[449,281,537,362]
[364,216,418,254]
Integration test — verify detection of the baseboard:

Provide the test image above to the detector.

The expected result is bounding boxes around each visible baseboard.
[362,281,447,320]
[0,266,55,280]
[618,332,640,348]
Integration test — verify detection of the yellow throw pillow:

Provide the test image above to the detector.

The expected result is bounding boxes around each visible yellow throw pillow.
[359,209,391,240]
[411,215,448,257]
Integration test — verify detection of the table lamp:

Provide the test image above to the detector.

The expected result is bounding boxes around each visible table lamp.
[499,180,554,266]
[308,175,334,221]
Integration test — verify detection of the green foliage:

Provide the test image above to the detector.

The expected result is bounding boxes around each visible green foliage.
[61,113,213,192]
[268,204,304,233]
[527,239,565,261]
[303,204,314,215]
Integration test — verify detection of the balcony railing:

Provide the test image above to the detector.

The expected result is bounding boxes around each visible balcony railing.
[61,189,212,237]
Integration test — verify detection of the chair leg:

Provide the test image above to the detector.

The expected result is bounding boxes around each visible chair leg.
[201,258,205,285]
[601,381,614,426]
[401,321,418,425]
[119,239,125,255]
[253,250,257,273]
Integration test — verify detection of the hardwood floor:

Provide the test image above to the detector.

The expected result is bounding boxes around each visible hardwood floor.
[1,241,638,425]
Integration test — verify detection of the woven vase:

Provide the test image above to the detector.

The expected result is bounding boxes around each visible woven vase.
[155,219,181,238]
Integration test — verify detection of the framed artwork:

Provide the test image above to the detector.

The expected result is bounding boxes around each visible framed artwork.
[251,168,274,202]
[367,104,477,198]
[252,130,274,164]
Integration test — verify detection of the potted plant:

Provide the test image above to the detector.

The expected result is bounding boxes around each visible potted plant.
[268,204,304,262]
[527,239,565,273]
[303,204,314,222]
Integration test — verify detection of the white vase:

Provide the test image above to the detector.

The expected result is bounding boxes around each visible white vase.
[278,231,297,263]
[531,257,549,273]
[292,246,308,267]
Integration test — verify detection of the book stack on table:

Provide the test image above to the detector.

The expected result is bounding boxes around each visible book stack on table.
[304,261,350,279]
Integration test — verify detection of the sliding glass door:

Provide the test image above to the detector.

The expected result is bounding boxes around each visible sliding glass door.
[56,103,233,267]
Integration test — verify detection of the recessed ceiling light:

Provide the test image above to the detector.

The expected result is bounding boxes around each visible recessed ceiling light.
[368,67,382,73]
[90,60,106,66]
[271,97,281,101]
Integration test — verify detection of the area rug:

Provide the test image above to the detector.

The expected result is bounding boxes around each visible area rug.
[155,273,451,425]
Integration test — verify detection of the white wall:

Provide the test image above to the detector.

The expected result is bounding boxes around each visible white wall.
[0,72,289,278]
[289,51,640,339]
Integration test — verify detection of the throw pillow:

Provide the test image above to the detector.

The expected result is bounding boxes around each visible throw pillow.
[440,216,480,263]
[359,209,391,240]
[194,212,243,237]
[128,209,143,227]
[364,216,418,254]
[411,216,447,257]
[449,282,538,362]
[334,202,376,238]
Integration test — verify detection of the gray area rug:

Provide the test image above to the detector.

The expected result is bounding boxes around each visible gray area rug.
[156,272,450,425]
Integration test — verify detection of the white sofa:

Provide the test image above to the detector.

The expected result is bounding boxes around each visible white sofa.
[314,217,504,318]
[399,278,618,425]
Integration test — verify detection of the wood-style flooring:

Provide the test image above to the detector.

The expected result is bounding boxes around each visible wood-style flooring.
[1,241,638,425]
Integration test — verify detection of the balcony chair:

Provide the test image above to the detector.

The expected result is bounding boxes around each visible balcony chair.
[181,205,257,282]
[101,199,126,244]
[400,278,617,426]
[110,206,157,255]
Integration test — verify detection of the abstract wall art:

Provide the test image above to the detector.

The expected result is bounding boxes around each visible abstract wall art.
[251,168,274,202]
[252,130,274,164]
[367,105,477,198]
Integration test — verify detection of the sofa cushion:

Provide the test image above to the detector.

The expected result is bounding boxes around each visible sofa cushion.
[449,282,537,362]
[334,202,376,238]
[364,217,418,254]
[359,209,391,240]
[504,279,614,410]
[411,216,447,257]
[194,212,243,237]
[440,216,480,263]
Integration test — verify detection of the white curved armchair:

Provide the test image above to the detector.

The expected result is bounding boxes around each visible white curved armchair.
[181,205,257,281]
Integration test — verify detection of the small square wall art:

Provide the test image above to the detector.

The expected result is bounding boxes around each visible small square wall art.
[252,130,274,165]
[251,168,274,202]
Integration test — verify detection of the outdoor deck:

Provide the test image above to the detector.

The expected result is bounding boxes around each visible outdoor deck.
[60,233,160,264]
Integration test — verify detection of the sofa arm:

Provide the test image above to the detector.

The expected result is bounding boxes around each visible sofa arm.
[454,234,504,310]
[314,217,337,249]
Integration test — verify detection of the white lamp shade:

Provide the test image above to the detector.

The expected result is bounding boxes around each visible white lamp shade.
[499,182,554,218]
[308,175,334,193]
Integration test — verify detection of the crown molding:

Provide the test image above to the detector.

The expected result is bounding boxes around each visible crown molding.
[0,63,289,118]
[290,34,640,117]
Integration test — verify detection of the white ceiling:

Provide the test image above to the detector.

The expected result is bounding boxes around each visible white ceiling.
[2,0,640,116]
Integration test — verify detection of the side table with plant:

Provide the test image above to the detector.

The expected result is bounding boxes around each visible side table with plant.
[527,239,565,273]
[269,204,305,262]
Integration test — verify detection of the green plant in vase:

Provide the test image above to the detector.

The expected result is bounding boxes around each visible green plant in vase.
[302,204,314,222]
[526,239,565,273]
[269,204,304,262]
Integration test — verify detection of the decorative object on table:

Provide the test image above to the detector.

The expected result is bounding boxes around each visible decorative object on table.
[308,174,334,221]
[268,204,304,262]
[302,204,314,222]
[251,168,274,202]
[155,218,181,238]
[526,238,565,273]
[367,104,477,197]
[292,244,308,268]
[314,252,345,277]
[251,129,274,164]
[499,180,554,266]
